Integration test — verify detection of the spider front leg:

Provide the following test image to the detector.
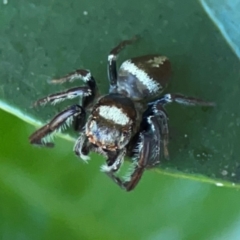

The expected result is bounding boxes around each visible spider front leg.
[35,69,97,108]
[104,113,160,192]
[73,133,91,162]
[29,105,85,147]
[74,137,127,166]
[108,36,137,92]
[101,148,127,172]
[105,131,155,191]
[34,86,91,106]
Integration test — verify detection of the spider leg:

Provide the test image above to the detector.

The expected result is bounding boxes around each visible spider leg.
[150,93,215,107]
[74,133,91,162]
[123,115,167,191]
[146,92,215,158]
[108,36,138,92]
[45,69,97,108]
[50,69,92,84]
[141,104,169,159]
[105,131,153,191]
[103,115,160,191]
[29,105,85,147]
[151,105,169,159]
[74,138,127,165]
[100,148,127,173]
[33,86,91,107]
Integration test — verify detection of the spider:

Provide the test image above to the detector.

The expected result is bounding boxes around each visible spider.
[29,37,214,191]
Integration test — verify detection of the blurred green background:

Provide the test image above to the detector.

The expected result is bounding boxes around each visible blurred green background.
[1,0,240,239]
[2,109,240,240]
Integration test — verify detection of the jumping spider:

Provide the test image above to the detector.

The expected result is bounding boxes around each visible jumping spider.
[29,37,214,191]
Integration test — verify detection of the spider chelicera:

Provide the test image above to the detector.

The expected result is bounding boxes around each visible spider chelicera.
[29,37,214,191]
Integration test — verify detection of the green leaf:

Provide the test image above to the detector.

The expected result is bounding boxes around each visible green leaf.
[2,109,240,239]
[0,0,240,188]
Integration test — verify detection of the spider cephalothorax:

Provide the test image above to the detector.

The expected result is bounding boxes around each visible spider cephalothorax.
[29,37,214,191]
[85,93,137,151]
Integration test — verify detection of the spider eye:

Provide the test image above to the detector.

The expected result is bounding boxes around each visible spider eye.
[122,130,130,138]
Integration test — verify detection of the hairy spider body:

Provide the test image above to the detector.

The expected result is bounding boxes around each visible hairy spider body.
[86,93,137,151]
[115,54,170,100]
[29,37,214,191]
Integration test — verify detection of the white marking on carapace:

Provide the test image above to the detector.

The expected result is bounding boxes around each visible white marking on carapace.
[98,105,130,125]
[120,60,160,94]
[147,56,167,67]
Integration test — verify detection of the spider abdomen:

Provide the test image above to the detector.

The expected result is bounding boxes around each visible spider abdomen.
[116,54,171,101]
